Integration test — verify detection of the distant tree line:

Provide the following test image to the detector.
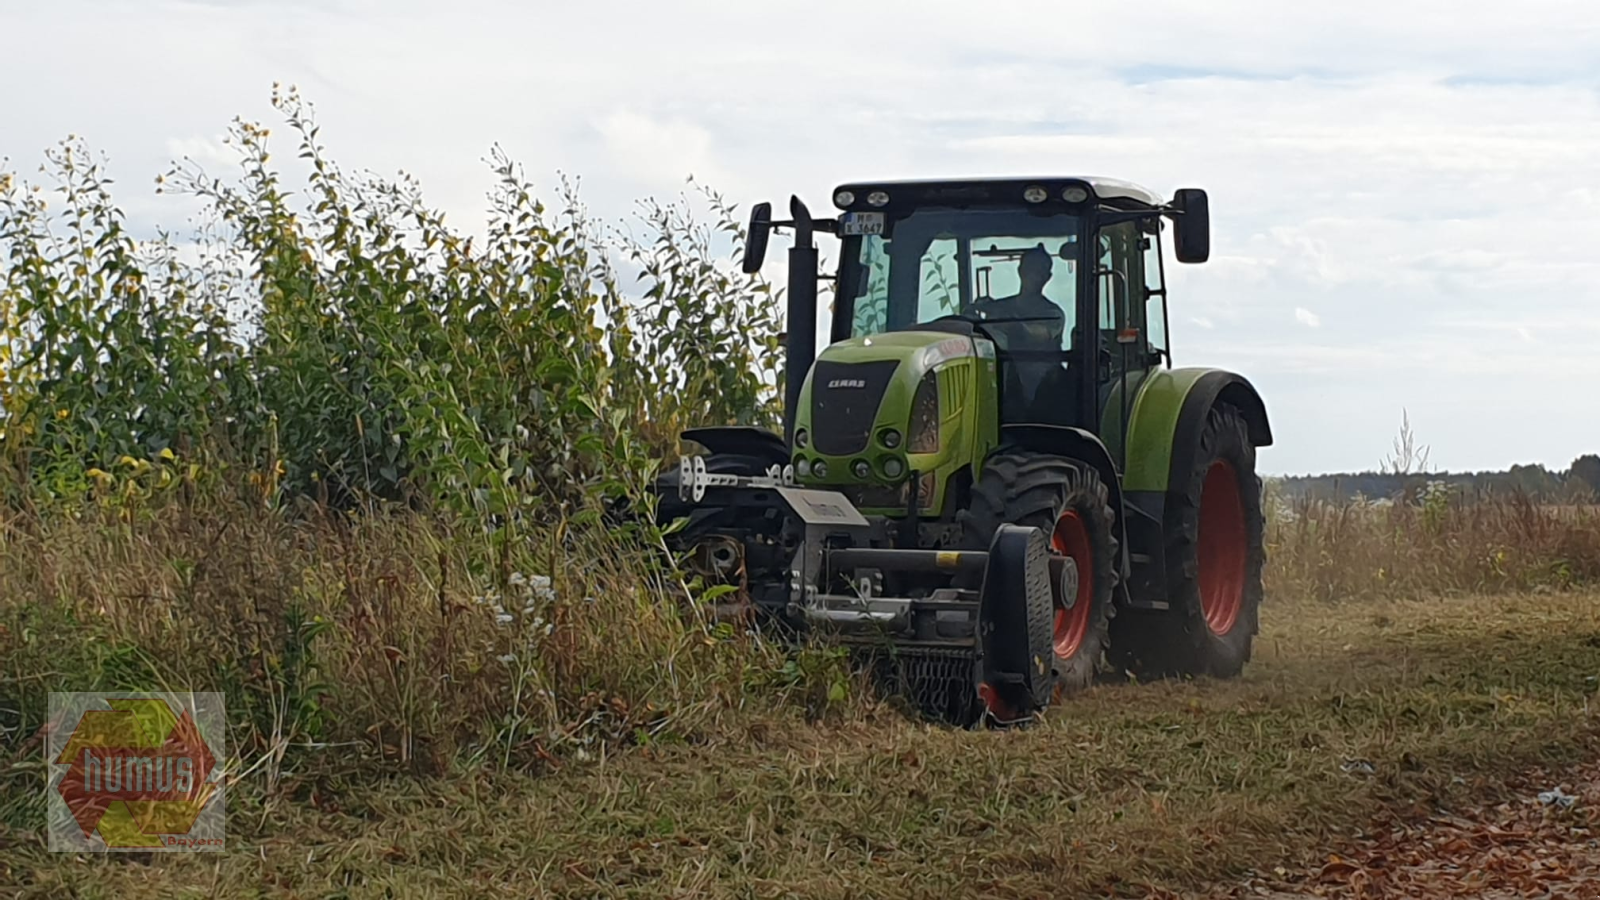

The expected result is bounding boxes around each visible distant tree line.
[1272,454,1600,504]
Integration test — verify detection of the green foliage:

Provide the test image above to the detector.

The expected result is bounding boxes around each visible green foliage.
[0,140,245,500]
[747,643,855,722]
[1571,454,1600,498]
[1419,478,1452,533]
[0,87,783,528]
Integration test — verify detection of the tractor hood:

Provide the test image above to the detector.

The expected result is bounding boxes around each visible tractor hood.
[820,330,995,371]
[792,330,997,514]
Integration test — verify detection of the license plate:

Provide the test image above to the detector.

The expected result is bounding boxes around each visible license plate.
[840,212,885,235]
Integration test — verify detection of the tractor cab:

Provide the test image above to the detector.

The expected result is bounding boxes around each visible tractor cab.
[742,178,1212,520]
[827,177,1205,442]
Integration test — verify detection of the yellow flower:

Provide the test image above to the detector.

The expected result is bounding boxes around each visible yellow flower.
[56,408,69,420]
[158,447,176,461]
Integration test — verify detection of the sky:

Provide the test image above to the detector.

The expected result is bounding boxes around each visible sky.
[3,0,1599,476]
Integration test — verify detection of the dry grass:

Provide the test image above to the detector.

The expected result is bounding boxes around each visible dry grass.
[6,584,1598,898]
[1265,491,1600,602]
[2,490,1597,897]
[0,499,793,823]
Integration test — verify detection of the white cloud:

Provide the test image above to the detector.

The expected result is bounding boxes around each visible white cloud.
[165,136,235,170]
[593,110,723,194]
[1294,308,1322,328]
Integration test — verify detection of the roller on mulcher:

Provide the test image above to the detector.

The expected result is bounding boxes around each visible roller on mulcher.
[653,177,1272,727]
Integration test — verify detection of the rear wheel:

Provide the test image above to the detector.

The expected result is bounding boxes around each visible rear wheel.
[960,452,1118,705]
[1111,405,1265,679]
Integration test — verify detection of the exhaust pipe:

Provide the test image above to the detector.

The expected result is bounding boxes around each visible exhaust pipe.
[784,195,818,447]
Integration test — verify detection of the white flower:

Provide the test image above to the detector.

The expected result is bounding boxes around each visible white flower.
[509,572,527,587]
[495,613,514,625]
[496,653,517,664]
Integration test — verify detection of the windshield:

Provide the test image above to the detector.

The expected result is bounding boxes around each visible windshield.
[845,208,1082,356]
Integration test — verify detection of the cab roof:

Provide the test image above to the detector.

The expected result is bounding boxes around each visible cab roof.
[830,176,1165,211]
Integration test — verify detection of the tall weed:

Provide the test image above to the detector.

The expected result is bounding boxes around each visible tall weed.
[1264,482,1600,602]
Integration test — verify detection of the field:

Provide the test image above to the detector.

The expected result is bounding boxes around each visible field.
[2,497,1599,898]
[4,582,1598,897]
[3,96,1600,898]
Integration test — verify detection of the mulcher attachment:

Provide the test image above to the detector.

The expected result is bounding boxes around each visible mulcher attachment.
[660,450,1063,729]
[974,524,1057,725]
[865,524,1058,729]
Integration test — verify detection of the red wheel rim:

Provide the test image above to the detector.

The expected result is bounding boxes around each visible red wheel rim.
[1050,511,1094,659]
[1198,459,1247,635]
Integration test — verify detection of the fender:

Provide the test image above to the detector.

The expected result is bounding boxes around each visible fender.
[1166,371,1271,499]
[679,426,790,469]
[1122,368,1272,495]
[998,424,1132,586]
[1115,369,1270,610]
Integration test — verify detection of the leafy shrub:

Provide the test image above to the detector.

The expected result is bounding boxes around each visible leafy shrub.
[1,87,782,526]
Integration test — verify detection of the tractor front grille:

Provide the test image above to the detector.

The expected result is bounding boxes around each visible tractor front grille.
[810,359,900,456]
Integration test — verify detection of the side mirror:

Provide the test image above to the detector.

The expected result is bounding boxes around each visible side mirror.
[1170,188,1210,264]
[742,201,773,274]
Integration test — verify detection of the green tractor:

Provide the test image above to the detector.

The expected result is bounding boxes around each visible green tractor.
[656,176,1271,726]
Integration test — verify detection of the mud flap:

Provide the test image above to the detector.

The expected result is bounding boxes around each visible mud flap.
[976,524,1056,725]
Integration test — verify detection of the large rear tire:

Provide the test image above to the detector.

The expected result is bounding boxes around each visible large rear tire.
[1111,405,1265,679]
[959,452,1118,701]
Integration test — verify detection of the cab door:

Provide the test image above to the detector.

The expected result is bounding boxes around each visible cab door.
[1095,217,1165,469]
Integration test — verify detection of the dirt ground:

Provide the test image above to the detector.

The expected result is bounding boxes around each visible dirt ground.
[1186,760,1600,899]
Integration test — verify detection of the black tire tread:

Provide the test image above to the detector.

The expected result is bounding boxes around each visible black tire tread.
[958,452,1119,697]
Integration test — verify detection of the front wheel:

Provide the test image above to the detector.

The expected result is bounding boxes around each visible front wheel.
[960,452,1119,707]
[1111,404,1265,679]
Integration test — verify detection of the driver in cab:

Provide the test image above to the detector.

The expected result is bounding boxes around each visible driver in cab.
[971,244,1067,415]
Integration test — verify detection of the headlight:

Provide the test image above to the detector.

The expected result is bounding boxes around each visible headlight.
[852,460,871,479]
[882,457,905,479]
[795,458,811,477]
[795,428,809,449]
[908,371,940,453]
[879,428,902,449]
[813,459,829,479]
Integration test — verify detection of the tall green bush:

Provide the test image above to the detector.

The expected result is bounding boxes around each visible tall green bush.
[0,87,783,525]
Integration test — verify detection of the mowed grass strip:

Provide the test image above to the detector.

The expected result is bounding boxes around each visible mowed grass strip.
[10,591,1600,899]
